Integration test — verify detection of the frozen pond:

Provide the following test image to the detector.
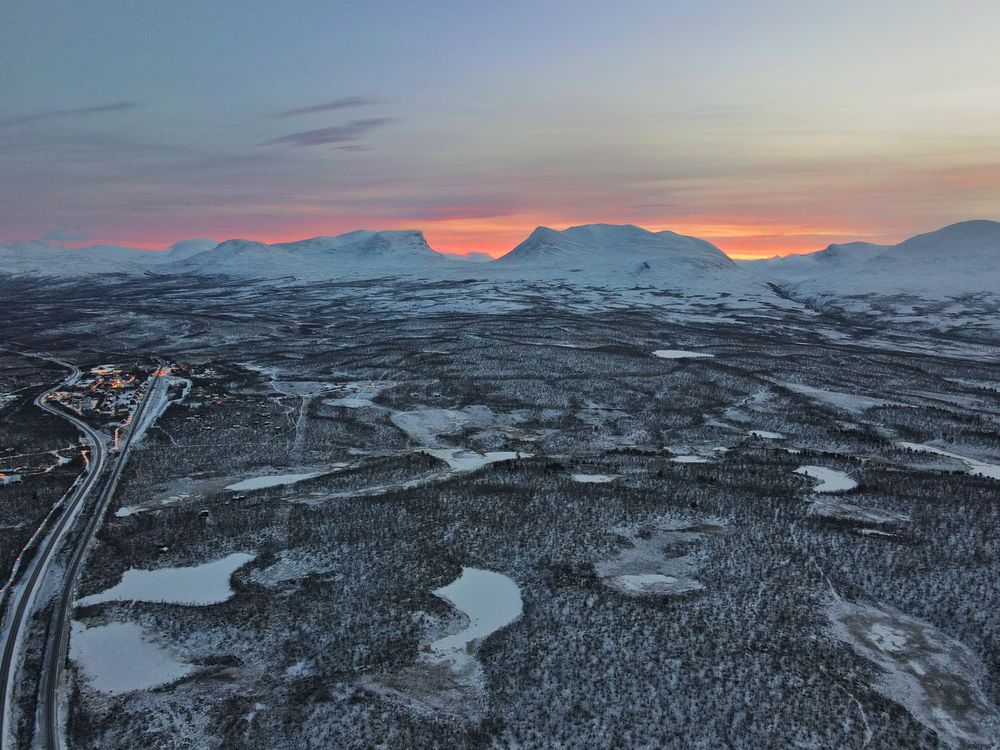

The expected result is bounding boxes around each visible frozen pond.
[749,429,784,440]
[898,441,1000,480]
[70,621,193,694]
[77,552,254,607]
[391,405,496,445]
[429,567,523,662]
[225,472,323,491]
[423,448,527,473]
[670,455,710,464]
[795,465,857,493]
[653,349,714,359]
[571,473,618,483]
[324,396,374,408]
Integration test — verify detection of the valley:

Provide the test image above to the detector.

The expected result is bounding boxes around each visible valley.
[0,268,997,748]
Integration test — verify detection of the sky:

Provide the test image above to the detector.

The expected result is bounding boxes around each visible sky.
[1,0,999,258]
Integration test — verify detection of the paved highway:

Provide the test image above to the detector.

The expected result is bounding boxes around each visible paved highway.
[0,360,165,750]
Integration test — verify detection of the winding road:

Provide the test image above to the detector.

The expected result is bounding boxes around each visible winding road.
[0,358,165,750]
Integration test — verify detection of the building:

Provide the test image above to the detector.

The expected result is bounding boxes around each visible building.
[0,472,23,486]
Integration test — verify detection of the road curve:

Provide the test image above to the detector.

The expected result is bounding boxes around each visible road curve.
[0,366,107,750]
[0,360,165,750]
[39,365,165,750]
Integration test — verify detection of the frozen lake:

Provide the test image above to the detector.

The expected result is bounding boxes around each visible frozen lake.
[571,473,618,483]
[77,552,254,607]
[325,396,374,408]
[794,465,857,493]
[429,567,523,661]
[70,621,193,694]
[225,472,323,491]
[423,448,527,473]
[653,349,714,359]
[749,429,784,440]
[898,441,1000,480]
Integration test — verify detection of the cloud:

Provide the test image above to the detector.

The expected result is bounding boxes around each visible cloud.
[42,229,90,243]
[0,101,138,128]
[273,97,378,118]
[261,118,397,147]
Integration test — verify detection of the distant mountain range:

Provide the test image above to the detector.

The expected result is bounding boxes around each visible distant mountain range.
[2,220,998,302]
[741,220,1000,299]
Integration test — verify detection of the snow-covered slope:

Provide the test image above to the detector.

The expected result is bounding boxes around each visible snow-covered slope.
[176,240,304,279]
[745,241,888,281]
[747,220,1000,298]
[491,224,751,290]
[179,229,447,280]
[0,239,218,277]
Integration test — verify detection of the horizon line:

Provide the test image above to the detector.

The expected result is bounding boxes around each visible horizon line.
[5,217,994,262]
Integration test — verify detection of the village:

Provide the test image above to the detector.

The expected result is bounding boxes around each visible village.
[46,364,147,424]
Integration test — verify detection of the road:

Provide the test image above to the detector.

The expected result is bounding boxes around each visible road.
[0,360,166,750]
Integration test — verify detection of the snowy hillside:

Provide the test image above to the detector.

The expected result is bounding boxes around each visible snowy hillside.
[747,220,1000,298]
[177,230,447,280]
[0,239,218,277]
[490,224,755,290]
[746,241,888,281]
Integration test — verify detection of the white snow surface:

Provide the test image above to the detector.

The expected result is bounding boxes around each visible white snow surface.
[77,552,254,607]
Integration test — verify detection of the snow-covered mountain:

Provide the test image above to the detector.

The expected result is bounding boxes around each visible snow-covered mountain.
[0,239,218,277]
[746,241,888,281]
[444,251,493,263]
[176,239,304,279]
[3,221,996,309]
[747,220,1000,298]
[178,229,447,279]
[491,224,751,290]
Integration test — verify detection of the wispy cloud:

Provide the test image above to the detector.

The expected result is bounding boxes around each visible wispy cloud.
[273,96,378,118]
[261,118,397,147]
[0,101,138,128]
